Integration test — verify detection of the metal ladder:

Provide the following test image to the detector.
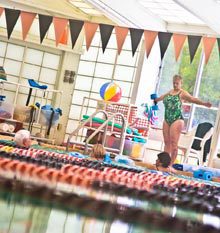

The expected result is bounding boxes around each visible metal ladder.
[66,110,126,155]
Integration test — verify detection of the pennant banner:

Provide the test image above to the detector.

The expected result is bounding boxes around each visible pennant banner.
[144,30,158,58]
[84,22,98,51]
[130,28,144,56]
[59,27,69,45]
[115,26,128,55]
[39,14,53,43]
[69,19,84,49]
[100,24,114,53]
[203,37,216,64]
[173,34,187,61]
[0,7,4,16]
[20,11,36,40]
[53,17,68,46]
[158,32,172,60]
[5,8,20,39]
[188,35,201,63]
[0,7,218,63]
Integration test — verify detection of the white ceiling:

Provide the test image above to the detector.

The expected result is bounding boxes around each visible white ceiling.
[1,0,220,36]
[84,0,220,36]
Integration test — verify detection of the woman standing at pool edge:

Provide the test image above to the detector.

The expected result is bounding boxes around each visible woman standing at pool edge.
[155,74,212,165]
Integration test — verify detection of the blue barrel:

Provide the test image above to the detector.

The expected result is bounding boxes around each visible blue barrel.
[202,171,212,181]
[193,170,204,179]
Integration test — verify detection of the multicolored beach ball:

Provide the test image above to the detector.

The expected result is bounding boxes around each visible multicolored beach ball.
[100,82,122,102]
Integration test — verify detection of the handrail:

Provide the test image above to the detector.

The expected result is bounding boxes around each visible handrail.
[84,112,126,155]
[66,109,108,152]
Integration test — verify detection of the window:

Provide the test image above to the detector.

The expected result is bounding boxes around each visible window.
[157,39,219,131]
[66,30,141,141]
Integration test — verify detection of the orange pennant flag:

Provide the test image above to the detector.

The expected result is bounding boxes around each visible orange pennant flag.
[203,37,216,64]
[0,7,4,17]
[144,30,158,58]
[115,26,128,55]
[53,17,68,46]
[20,11,36,40]
[84,22,98,50]
[59,27,69,45]
[173,34,186,61]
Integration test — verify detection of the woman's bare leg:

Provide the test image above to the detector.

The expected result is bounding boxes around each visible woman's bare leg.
[170,119,184,164]
[163,121,171,154]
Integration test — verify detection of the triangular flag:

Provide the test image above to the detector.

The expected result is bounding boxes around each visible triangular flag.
[39,14,53,43]
[173,34,187,61]
[59,27,69,45]
[188,35,201,63]
[158,32,172,60]
[203,37,216,64]
[53,17,68,46]
[130,28,144,56]
[217,38,220,60]
[144,30,158,58]
[20,11,36,40]
[115,26,128,55]
[0,7,4,17]
[84,22,98,50]
[99,24,114,53]
[5,8,20,39]
[69,19,84,49]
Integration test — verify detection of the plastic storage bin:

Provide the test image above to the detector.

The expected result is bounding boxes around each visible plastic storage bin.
[13,105,31,122]
[0,101,14,119]
[105,135,146,160]
[39,109,60,127]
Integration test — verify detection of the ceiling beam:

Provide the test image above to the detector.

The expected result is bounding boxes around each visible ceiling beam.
[167,23,217,37]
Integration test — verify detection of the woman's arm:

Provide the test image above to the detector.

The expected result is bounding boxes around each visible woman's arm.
[181,90,212,108]
[154,92,169,103]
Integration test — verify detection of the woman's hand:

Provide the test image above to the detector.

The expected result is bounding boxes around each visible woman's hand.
[204,102,212,108]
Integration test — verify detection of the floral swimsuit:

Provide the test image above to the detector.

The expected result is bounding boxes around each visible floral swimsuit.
[163,92,184,125]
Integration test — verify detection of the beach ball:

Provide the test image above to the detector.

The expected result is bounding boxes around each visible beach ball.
[100,82,122,102]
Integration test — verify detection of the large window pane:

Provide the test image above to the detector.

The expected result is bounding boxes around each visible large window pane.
[94,63,114,79]
[43,53,60,69]
[193,107,216,127]
[22,63,40,80]
[117,50,138,66]
[25,48,43,65]
[91,78,108,93]
[39,68,57,85]
[72,90,90,105]
[0,41,7,57]
[90,32,100,47]
[78,61,95,76]
[114,65,134,82]
[6,44,24,61]
[75,75,92,91]
[4,59,21,76]
[81,46,98,61]
[199,44,220,108]
[97,48,116,63]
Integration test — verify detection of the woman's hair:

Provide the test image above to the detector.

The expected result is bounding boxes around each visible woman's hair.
[157,152,171,168]
[90,144,106,159]
[173,74,182,82]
